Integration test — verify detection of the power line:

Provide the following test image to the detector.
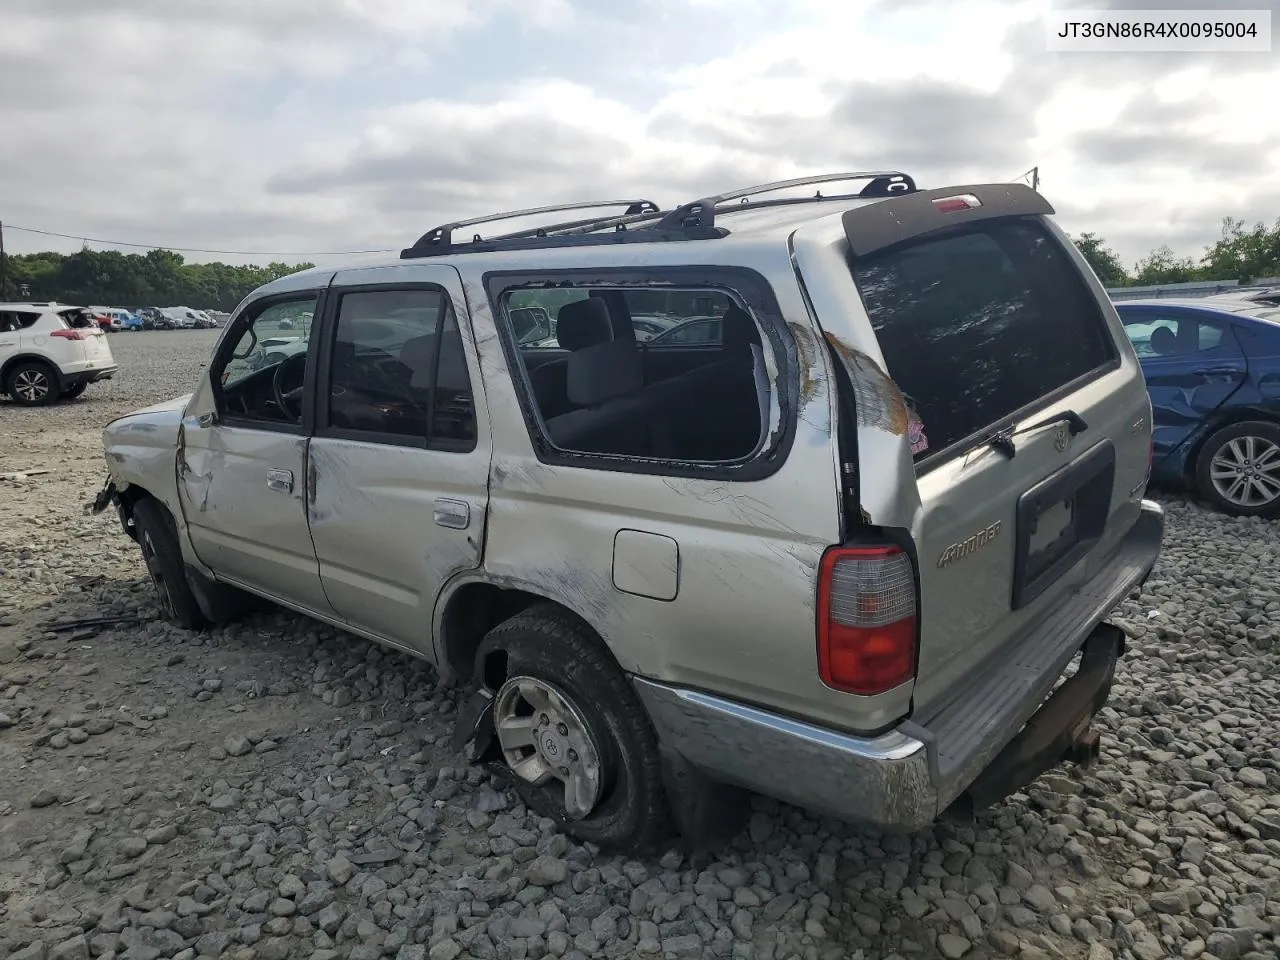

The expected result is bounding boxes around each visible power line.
[2,222,397,258]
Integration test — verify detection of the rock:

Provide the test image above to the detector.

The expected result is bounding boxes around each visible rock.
[428,940,461,960]
[47,933,90,960]
[223,734,252,757]
[327,855,356,886]
[1006,862,1033,892]
[937,933,971,958]
[1150,890,1186,914]
[1023,885,1056,913]
[117,836,148,859]
[1205,932,1242,960]
[1237,767,1267,787]
[526,855,568,887]
[662,934,704,957]
[30,788,58,808]
[145,824,177,845]
[0,711,14,728]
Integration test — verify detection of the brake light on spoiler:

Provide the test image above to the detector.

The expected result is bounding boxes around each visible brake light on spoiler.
[932,194,982,214]
[817,545,919,695]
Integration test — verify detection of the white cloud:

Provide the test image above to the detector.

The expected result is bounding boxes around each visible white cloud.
[1,0,1277,270]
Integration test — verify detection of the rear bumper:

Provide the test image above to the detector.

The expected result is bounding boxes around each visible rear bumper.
[62,364,118,387]
[632,499,1163,830]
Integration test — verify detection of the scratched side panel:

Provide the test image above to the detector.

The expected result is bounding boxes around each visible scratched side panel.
[456,247,913,733]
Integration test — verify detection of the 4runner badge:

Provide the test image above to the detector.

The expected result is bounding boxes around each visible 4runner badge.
[937,520,1002,569]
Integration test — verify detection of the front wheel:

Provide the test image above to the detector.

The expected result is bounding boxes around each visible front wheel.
[1194,420,1280,517]
[131,499,209,629]
[478,604,669,853]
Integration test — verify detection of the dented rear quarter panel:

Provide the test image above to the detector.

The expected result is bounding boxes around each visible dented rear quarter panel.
[440,239,912,732]
[790,214,1153,716]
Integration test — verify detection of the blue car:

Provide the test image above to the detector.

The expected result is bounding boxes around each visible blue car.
[1116,296,1280,516]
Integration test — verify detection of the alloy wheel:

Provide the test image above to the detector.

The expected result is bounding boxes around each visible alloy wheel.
[1209,434,1280,509]
[493,675,604,820]
[12,369,50,403]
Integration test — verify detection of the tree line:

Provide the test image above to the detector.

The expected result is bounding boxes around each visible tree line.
[1072,216,1280,288]
[0,248,315,311]
[0,214,1276,310]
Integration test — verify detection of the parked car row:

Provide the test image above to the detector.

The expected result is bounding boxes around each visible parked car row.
[86,305,224,331]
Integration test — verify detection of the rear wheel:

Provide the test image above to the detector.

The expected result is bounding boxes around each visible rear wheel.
[61,382,87,400]
[6,360,58,406]
[478,604,669,853]
[131,499,209,629]
[1194,420,1280,517]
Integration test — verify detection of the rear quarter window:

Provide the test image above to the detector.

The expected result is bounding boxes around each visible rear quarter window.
[851,219,1117,464]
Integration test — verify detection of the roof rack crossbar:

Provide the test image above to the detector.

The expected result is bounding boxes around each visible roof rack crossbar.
[402,199,660,257]
[484,207,668,243]
[656,170,917,231]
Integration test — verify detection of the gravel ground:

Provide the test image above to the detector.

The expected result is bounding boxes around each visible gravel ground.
[1,330,1278,960]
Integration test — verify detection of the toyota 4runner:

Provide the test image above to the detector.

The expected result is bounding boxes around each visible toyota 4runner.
[92,173,1164,851]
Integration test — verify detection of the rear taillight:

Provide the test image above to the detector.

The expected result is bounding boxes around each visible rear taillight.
[817,545,918,695]
[51,329,87,340]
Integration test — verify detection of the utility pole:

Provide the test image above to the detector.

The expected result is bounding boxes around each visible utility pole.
[0,221,7,301]
[1031,166,1040,192]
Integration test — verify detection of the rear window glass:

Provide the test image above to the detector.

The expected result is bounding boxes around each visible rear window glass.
[58,308,95,329]
[851,220,1117,463]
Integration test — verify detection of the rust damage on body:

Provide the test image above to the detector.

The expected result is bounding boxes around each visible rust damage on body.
[823,332,909,437]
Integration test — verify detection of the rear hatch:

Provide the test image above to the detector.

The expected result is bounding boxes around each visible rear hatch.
[796,185,1151,718]
[60,308,114,364]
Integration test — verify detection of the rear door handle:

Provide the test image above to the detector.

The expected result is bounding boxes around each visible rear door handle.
[266,468,294,493]
[433,498,470,530]
[1196,366,1242,376]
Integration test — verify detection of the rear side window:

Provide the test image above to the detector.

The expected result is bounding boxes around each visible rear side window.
[852,220,1117,464]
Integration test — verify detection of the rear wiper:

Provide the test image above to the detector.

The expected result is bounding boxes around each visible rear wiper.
[983,410,1088,460]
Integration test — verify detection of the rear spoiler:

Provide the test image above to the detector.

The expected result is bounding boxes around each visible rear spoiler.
[843,183,1054,258]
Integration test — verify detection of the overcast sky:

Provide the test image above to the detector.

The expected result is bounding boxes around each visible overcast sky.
[2,0,1276,271]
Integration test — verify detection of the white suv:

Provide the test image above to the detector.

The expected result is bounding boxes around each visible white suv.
[0,302,118,405]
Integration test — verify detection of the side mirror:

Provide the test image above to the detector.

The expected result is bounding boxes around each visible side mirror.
[511,306,552,345]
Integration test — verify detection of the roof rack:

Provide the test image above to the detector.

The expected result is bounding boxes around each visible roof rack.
[401,199,660,258]
[656,171,917,231]
[398,170,918,260]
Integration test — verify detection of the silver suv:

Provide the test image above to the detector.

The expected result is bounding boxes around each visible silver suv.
[92,173,1164,851]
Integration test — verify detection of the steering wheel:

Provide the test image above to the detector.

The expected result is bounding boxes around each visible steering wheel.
[272,352,307,423]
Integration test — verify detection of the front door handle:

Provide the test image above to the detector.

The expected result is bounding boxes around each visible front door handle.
[266,468,294,493]
[433,498,470,530]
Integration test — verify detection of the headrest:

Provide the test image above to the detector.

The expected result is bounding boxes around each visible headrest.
[400,330,470,390]
[566,340,642,407]
[723,304,761,356]
[1149,325,1179,356]
[557,297,613,351]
